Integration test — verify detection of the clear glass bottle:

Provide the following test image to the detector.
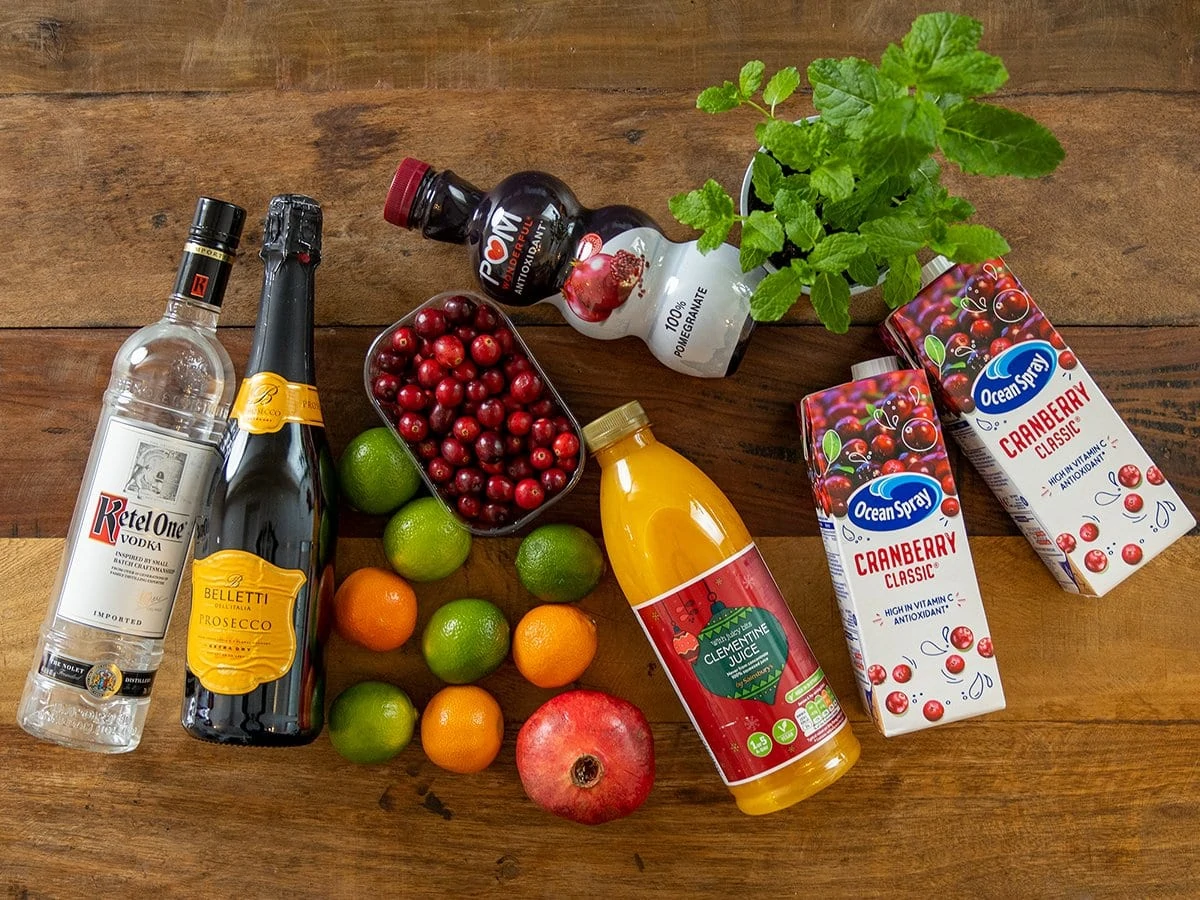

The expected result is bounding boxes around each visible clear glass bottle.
[16,198,246,753]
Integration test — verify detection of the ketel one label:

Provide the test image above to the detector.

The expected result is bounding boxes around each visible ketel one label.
[57,417,216,640]
[633,544,850,785]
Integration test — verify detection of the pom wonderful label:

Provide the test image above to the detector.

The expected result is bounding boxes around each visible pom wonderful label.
[633,544,849,785]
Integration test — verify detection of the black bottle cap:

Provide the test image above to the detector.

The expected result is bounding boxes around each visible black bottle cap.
[262,194,322,260]
[191,197,247,253]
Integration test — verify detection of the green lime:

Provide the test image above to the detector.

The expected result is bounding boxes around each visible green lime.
[328,681,418,765]
[516,524,606,603]
[422,598,510,684]
[337,427,422,516]
[383,496,471,582]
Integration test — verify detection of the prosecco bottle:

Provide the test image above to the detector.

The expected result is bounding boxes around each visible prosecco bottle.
[181,194,337,746]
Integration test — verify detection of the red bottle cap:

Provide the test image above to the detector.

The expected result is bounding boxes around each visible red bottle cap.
[384,158,431,228]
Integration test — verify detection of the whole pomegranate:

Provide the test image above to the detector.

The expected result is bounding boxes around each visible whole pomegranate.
[516,689,654,825]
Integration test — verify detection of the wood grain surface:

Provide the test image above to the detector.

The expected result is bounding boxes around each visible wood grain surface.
[2,1,1198,897]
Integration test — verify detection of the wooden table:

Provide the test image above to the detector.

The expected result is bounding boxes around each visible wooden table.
[2,3,1198,896]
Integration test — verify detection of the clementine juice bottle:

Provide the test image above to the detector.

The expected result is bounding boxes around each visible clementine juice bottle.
[583,401,860,815]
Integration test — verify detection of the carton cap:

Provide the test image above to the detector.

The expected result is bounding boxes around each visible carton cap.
[920,255,955,289]
[850,356,902,380]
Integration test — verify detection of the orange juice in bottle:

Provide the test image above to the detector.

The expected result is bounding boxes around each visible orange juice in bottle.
[583,401,860,815]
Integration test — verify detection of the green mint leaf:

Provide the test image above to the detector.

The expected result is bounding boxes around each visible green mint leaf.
[918,50,1008,97]
[882,253,922,308]
[937,223,1010,262]
[846,252,882,289]
[858,95,944,178]
[939,194,976,221]
[879,44,916,87]
[739,60,766,98]
[749,265,806,322]
[808,231,869,273]
[774,190,823,251]
[669,179,735,230]
[808,57,905,135]
[822,428,842,463]
[763,66,802,108]
[902,12,984,73]
[940,100,1065,177]
[739,210,785,271]
[924,334,947,367]
[758,119,816,172]
[821,174,906,232]
[697,222,734,254]
[697,82,741,114]
[782,172,816,202]
[750,151,784,205]
[810,271,852,333]
[859,214,926,257]
[810,160,855,201]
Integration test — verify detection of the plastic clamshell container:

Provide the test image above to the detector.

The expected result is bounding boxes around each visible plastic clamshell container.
[363,289,586,537]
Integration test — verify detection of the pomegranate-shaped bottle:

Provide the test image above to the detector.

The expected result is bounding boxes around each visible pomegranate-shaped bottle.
[384,159,761,379]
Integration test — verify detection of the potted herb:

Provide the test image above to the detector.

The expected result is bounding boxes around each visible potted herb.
[669,11,1065,332]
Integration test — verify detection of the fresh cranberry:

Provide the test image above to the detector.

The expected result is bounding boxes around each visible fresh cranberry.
[885,692,909,715]
[1079,522,1099,542]
[507,458,534,482]
[432,335,465,368]
[529,398,555,418]
[473,305,499,331]
[416,359,447,388]
[515,478,546,510]
[396,384,426,412]
[541,467,568,494]
[493,328,515,355]
[455,326,476,344]
[481,502,512,527]
[476,398,505,428]
[510,371,544,405]
[941,497,960,517]
[428,403,456,435]
[452,416,481,443]
[470,334,502,367]
[892,664,912,683]
[390,326,419,355]
[945,654,965,675]
[1058,350,1078,370]
[977,637,994,658]
[503,355,532,380]
[552,432,581,459]
[465,379,489,403]
[480,368,506,396]
[397,412,428,442]
[375,349,407,374]
[475,432,504,463]
[454,467,485,495]
[456,494,482,519]
[950,626,974,650]
[485,475,515,502]
[427,458,453,483]
[1124,493,1144,513]
[413,308,448,339]
[441,294,476,325]
[503,433,525,456]
[415,439,439,461]
[451,361,478,383]
[553,416,573,434]
[507,411,532,436]
[531,418,556,447]
[867,664,887,685]
[1056,533,1077,553]
[1121,543,1143,565]
[372,373,401,404]
[529,447,555,470]
[441,438,472,467]
[559,455,579,475]
[1118,465,1142,488]
[881,459,905,475]
[1084,549,1108,573]
[434,378,464,408]
[480,460,505,475]
[922,700,945,722]
[1146,466,1165,485]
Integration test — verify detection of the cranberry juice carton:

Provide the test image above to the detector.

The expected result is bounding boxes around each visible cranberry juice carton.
[882,257,1195,597]
[798,357,1005,737]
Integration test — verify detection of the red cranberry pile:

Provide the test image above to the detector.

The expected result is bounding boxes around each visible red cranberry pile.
[369,294,581,529]
[802,371,959,519]
[891,260,1075,414]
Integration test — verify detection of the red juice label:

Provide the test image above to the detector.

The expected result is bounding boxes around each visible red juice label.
[633,544,848,785]
[882,258,1196,596]
[798,367,1004,737]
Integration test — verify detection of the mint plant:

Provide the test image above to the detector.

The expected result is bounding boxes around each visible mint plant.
[669,12,1064,332]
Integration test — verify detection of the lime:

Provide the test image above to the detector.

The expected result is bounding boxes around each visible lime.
[516,524,606,603]
[338,427,422,516]
[328,681,418,765]
[422,598,510,684]
[383,496,472,582]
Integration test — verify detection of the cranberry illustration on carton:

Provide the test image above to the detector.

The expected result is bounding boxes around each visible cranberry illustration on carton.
[798,357,1005,737]
[882,257,1195,597]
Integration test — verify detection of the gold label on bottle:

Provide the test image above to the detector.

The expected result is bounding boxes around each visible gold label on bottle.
[231,371,324,434]
[187,549,307,694]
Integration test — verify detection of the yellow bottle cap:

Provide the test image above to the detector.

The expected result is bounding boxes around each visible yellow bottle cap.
[582,401,650,453]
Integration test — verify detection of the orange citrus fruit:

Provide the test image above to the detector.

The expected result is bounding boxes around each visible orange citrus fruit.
[333,567,419,652]
[420,685,504,774]
[512,604,598,689]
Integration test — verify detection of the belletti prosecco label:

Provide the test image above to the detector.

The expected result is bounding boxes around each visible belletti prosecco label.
[232,371,323,434]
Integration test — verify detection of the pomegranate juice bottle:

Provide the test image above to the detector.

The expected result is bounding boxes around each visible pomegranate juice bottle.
[882,257,1196,596]
[384,159,760,379]
[798,357,1004,736]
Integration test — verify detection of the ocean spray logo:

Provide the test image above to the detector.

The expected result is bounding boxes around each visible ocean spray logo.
[973,340,1057,414]
[847,474,943,532]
